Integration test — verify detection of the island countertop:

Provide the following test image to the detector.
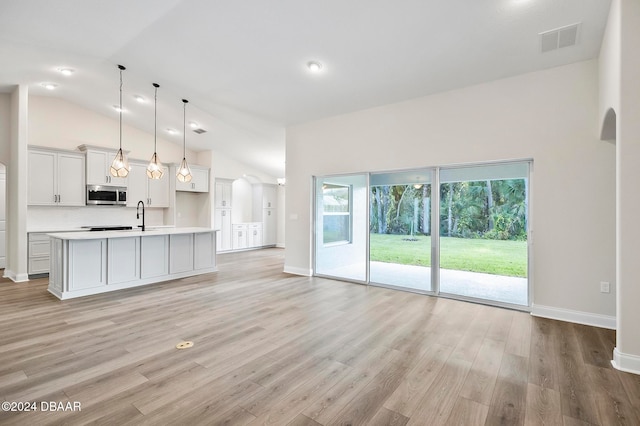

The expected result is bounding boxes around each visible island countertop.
[48,227,219,240]
[48,227,219,300]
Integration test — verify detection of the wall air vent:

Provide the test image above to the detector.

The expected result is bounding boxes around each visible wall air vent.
[193,128,207,134]
[540,23,580,53]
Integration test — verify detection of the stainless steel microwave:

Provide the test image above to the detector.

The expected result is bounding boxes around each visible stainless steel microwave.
[86,185,127,206]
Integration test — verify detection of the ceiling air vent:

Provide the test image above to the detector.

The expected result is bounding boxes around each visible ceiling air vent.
[193,128,207,134]
[540,23,580,53]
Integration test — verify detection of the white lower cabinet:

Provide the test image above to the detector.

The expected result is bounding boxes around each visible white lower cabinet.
[69,239,107,290]
[232,224,248,250]
[248,223,263,248]
[170,233,193,274]
[108,237,140,285]
[28,233,51,275]
[194,232,216,270]
[141,235,169,278]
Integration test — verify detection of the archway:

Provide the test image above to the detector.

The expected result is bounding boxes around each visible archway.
[600,107,617,142]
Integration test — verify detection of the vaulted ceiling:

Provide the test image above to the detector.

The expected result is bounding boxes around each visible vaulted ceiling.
[0,0,612,177]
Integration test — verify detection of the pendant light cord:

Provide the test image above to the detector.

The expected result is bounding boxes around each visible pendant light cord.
[182,99,188,159]
[118,65,126,151]
[153,83,159,153]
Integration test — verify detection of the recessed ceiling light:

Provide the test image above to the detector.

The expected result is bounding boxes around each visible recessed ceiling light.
[134,95,146,103]
[166,128,178,135]
[307,61,323,73]
[41,82,58,90]
[189,121,199,129]
[112,105,126,112]
[57,68,74,76]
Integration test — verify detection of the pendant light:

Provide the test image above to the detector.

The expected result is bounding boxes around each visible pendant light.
[110,64,130,178]
[146,83,164,179]
[176,99,192,182]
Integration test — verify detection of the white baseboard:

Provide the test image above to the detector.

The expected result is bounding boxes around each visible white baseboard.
[283,265,312,276]
[3,269,29,283]
[531,304,616,330]
[276,243,285,248]
[612,347,640,375]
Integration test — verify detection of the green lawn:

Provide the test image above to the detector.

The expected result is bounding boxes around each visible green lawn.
[369,233,527,277]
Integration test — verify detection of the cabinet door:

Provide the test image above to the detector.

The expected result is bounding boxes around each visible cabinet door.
[85,150,109,185]
[249,226,263,248]
[28,150,57,205]
[232,226,247,249]
[215,209,232,251]
[215,181,231,208]
[169,233,193,273]
[126,163,147,207]
[263,209,277,245]
[193,168,209,193]
[86,150,128,186]
[148,166,169,207]
[262,185,277,209]
[69,239,107,290]
[57,153,86,206]
[108,237,140,284]
[194,232,216,270]
[141,235,169,278]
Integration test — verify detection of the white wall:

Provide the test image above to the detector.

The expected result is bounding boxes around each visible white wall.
[6,85,29,281]
[286,59,616,320]
[28,96,197,164]
[610,0,640,374]
[0,93,10,270]
[0,164,5,268]
[276,185,285,247]
[231,178,253,223]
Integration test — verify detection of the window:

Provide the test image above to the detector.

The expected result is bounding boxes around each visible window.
[322,184,351,244]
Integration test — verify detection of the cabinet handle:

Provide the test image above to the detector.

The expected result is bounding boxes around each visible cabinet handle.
[58,194,61,203]
[253,230,257,235]
[222,211,226,216]
[268,202,271,207]
[222,200,226,206]
[239,231,242,237]
[54,194,57,203]
[268,211,271,216]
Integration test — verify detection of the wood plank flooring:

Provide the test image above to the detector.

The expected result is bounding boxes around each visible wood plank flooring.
[0,250,638,425]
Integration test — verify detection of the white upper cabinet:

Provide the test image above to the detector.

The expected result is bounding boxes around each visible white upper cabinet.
[176,166,209,193]
[28,147,85,206]
[126,162,169,208]
[215,180,232,208]
[81,147,128,187]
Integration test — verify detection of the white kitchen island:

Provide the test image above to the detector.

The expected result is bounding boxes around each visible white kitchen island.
[47,227,218,300]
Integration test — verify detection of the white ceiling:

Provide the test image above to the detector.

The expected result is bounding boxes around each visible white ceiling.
[0,0,611,177]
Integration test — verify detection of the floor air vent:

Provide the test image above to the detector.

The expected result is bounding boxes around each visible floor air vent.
[193,128,207,134]
[540,23,580,53]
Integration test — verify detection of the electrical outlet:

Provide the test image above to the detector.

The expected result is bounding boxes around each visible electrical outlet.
[600,281,610,293]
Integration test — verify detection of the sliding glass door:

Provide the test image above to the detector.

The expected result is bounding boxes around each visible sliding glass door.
[439,163,529,306]
[369,170,433,292]
[314,174,369,282]
[313,161,530,309]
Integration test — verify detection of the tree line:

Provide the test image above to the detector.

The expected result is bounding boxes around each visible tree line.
[370,179,527,240]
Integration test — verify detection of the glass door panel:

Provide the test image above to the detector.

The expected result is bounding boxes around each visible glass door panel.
[314,174,368,282]
[369,170,433,292]
[439,162,529,306]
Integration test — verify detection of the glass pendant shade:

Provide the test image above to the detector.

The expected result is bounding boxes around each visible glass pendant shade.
[111,64,129,178]
[176,157,192,182]
[110,148,130,177]
[146,152,164,179]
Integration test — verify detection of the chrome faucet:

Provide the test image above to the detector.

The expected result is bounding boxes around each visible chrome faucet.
[136,200,145,231]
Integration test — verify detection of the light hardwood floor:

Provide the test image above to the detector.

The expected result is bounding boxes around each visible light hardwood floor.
[0,249,638,425]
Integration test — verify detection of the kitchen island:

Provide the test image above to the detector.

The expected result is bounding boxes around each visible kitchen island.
[47,227,218,300]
